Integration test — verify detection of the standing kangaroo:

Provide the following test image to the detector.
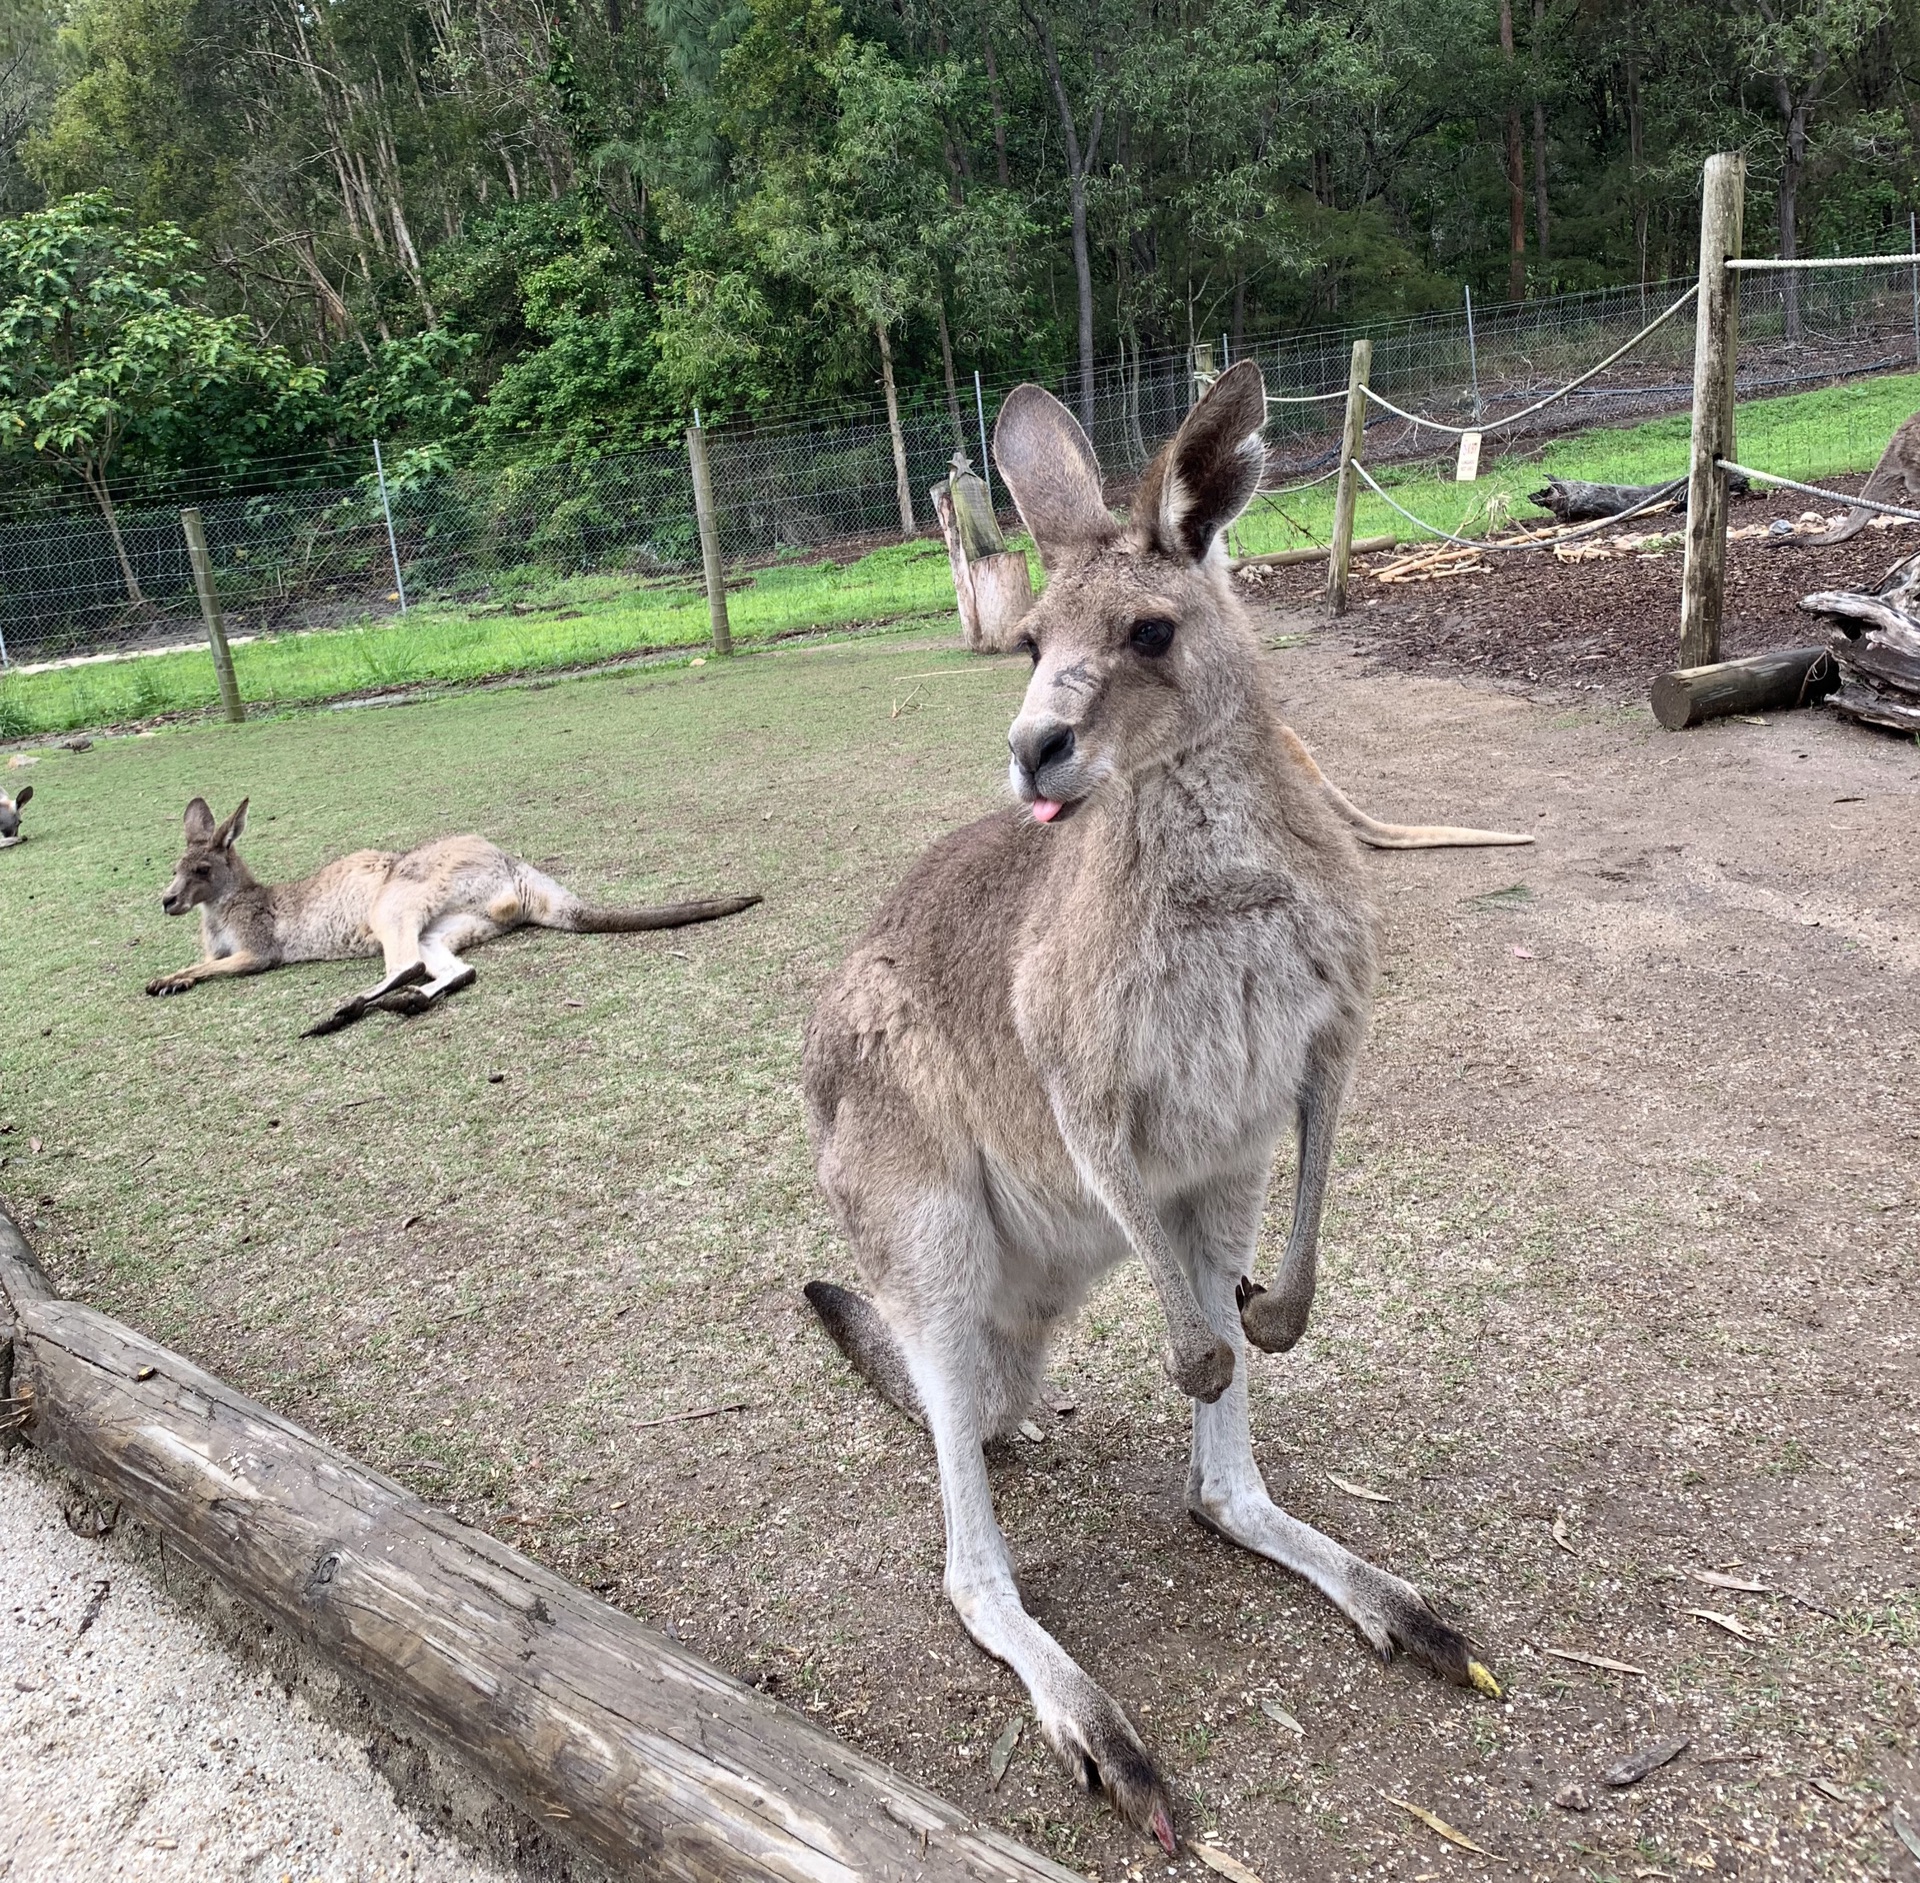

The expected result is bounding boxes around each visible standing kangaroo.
[801,362,1496,1852]
[149,797,759,1035]
[1798,410,1920,545]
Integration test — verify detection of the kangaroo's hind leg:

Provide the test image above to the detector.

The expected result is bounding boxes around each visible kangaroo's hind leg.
[303,900,429,1037]
[375,909,494,1016]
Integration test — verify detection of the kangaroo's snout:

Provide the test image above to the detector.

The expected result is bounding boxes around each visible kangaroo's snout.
[1010,717,1075,791]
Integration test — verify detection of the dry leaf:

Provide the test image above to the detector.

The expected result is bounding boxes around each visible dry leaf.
[1541,1646,1648,1677]
[28,1138,40,1153]
[1383,1795,1494,1856]
[1551,1512,1575,1555]
[988,1716,1022,1787]
[1326,1471,1393,1503]
[1809,1777,1848,1803]
[1686,1607,1770,1643]
[1687,1568,1766,1594]
[1016,1419,1044,1442]
[1892,1812,1920,1862]
[1510,946,1535,959]
[1603,1737,1690,1788]
[1192,1846,1265,1883]
[1258,1697,1305,1735]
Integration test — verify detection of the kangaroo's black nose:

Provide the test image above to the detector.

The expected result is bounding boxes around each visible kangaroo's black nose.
[1011,719,1075,781]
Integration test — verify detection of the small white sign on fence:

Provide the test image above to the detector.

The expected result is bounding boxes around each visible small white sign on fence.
[1455,431,1483,483]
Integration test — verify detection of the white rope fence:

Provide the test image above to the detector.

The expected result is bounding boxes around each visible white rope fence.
[1352,462,1687,553]
[1725,252,1920,271]
[1359,284,1700,437]
[1715,459,1920,526]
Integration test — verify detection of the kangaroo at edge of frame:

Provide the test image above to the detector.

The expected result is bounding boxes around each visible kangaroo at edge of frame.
[147,796,760,1035]
[800,359,1503,1854]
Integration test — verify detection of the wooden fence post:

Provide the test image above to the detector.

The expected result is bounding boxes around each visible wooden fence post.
[1326,339,1373,616]
[686,417,732,657]
[180,507,244,724]
[1679,152,1745,670]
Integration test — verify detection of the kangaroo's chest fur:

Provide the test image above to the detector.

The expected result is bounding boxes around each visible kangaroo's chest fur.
[203,850,397,963]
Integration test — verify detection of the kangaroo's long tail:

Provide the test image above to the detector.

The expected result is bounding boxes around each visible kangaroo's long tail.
[803,1280,924,1426]
[1279,725,1534,849]
[558,892,761,932]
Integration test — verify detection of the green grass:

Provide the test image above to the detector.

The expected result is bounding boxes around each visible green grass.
[3,368,1915,742]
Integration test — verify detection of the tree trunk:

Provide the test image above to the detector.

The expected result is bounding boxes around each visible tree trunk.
[82,463,146,607]
[1027,5,1103,436]
[876,322,915,536]
[1530,0,1550,274]
[1231,271,1246,357]
[936,300,965,446]
[981,30,1010,187]
[1775,79,1807,343]
[1626,9,1648,293]
[1501,0,1526,300]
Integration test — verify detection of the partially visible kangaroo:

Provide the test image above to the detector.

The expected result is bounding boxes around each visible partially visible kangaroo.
[0,784,30,847]
[801,362,1495,1855]
[1797,410,1920,545]
[148,797,759,1035]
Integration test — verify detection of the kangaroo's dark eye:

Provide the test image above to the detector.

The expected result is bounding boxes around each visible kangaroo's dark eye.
[1130,616,1177,658]
[1016,635,1040,668]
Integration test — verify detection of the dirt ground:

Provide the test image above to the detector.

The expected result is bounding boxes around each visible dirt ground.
[0,606,1915,1882]
[1246,477,1916,699]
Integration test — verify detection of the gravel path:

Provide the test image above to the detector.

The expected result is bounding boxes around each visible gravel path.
[0,1450,521,1883]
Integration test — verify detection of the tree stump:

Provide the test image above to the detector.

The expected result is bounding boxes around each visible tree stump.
[932,453,1034,653]
[1801,549,1920,733]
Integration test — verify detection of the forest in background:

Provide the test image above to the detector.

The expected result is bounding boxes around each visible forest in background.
[0,0,1917,511]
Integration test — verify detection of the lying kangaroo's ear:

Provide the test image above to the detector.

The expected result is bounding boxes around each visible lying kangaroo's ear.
[1131,358,1268,564]
[12,785,29,809]
[184,797,215,841]
[992,384,1117,570]
[215,797,249,848]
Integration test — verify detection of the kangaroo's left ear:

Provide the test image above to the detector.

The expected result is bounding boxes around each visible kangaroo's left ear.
[12,785,30,809]
[215,797,249,848]
[1131,358,1269,564]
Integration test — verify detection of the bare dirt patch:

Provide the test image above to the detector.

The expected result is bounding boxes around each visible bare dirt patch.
[1,631,1915,1881]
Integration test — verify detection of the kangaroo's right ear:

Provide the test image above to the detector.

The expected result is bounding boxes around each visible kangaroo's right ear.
[214,797,249,848]
[992,384,1118,571]
[184,798,215,841]
[12,785,29,809]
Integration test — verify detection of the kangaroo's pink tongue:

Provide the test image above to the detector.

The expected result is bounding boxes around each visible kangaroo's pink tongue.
[1031,799,1063,824]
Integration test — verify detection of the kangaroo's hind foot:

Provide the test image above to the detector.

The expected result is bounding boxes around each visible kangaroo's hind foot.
[379,961,479,1019]
[304,961,430,1037]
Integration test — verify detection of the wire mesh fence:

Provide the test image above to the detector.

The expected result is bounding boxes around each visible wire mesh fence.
[3,258,1918,678]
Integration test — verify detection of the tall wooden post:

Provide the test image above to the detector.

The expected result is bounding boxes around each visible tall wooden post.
[1679,153,1745,670]
[686,418,732,657]
[1326,339,1373,616]
[180,508,244,723]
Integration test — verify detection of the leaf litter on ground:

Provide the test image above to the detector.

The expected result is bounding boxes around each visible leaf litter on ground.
[1603,1737,1690,1788]
[987,1716,1022,1788]
[1257,1697,1305,1735]
[1383,1795,1495,1857]
[1326,1471,1393,1503]
[1191,1845,1266,1883]
[1686,1607,1771,1643]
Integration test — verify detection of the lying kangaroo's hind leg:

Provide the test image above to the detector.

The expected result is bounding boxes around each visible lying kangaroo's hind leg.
[374,910,491,1017]
[1178,1174,1498,1695]
[303,908,430,1037]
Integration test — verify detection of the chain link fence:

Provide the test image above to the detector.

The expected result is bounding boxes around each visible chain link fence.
[4,261,1918,671]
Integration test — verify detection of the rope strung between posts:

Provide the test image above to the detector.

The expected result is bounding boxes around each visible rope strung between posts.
[1262,387,1352,405]
[1359,284,1701,438]
[1252,464,1343,499]
[1725,252,1920,271]
[1351,462,1688,554]
[1714,459,1920,527]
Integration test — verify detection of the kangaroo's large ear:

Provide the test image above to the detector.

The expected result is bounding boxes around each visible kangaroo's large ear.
[214,797,249,848]
[1131,359,1269,564]
[12,785,29,809]
[992,384,1117,570]
[183,797,215,841]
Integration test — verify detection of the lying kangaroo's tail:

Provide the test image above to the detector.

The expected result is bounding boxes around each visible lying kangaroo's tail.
[562,892,761,932]
[803,1280,924,1426]
[1280,725,1534,849]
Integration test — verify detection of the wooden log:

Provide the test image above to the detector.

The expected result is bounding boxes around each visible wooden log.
[1231,534,1394,572]
[0,1207,1081,1883]
[931,480,983,645]
[970,549,1035,652]
[1649,646,1837,730]
[1678,153,1745,667]
[1527,475,1752,525]
[1325,339,1372,616]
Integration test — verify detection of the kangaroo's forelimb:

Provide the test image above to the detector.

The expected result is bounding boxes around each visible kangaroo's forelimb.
[146,952,274,997]
[1279,726,1534,849]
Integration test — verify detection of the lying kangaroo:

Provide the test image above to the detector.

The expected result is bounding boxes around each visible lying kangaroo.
[149,797,759,1034]
[0,784,30,848]
[802,362,1496,1853]
[1797,410,1920,545]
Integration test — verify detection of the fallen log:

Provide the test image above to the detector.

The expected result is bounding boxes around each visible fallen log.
[1529,474,1749,524]
[0,1206,1082,1883]
[1801,550,1920,733]
[1230,533,1394,570]
[1649,646,1839,731]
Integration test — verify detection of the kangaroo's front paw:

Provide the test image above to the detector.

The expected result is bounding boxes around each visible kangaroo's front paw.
[1037,1687,1177,1853]
[145,973,194,997]
[1162,1334,1234,1403]
[1344,1561,1499,1697]
[1237,1276,1310,1353]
